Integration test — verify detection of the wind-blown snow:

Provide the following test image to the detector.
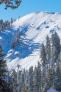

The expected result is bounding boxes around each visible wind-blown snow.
[1,12,61,69]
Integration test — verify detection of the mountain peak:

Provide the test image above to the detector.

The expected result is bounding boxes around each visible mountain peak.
[13,12,61,28]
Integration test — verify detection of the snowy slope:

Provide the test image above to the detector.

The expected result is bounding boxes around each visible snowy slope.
[1,12,61,69]
[47,88,57,92]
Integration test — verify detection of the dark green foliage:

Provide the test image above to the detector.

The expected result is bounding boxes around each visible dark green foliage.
[54,65,61,91]
[0,20,11,32]
[40,32,61,91]
[0,78,11,92]
[52,32,60,61]
[0,46,7,78]
[29,66,34,92]
[0,46,11,92]
[41,44,47,66]
[47,68,55,88]
[46,36,51,62]
[34,63,41,92]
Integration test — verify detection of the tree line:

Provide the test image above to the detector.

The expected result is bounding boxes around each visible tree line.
[0,18,15,32]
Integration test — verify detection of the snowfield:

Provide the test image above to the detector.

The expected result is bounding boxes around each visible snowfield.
[1,12,61,69]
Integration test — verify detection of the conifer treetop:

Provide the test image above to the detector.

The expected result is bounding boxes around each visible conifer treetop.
[0,0,22,9]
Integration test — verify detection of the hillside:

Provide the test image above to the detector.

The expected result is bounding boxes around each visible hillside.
[0,12,61,69]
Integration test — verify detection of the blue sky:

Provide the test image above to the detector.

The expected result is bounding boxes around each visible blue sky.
[0,0,61,20]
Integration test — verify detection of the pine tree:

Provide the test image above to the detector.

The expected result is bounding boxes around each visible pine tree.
[29,66,34,92]
[11,69,17,92]
[40,43,48,92]
[33,63,41,92]
[0,46,7,79]
[37,62,42,92]
[51,32,60,62]
[54,64,61,91]
[0,46,11,92]
[21,69,27,92]
[46,36,51,64]
[41,44,47,66]
[47,68,55,89]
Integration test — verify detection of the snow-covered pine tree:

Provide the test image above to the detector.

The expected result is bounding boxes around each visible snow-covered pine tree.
[51,32,60,63]
[33,63,42,92]
[40,43,48,92]
[21,69,29,92]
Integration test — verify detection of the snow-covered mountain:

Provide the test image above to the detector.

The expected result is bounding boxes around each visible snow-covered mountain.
[1,12,61,70]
